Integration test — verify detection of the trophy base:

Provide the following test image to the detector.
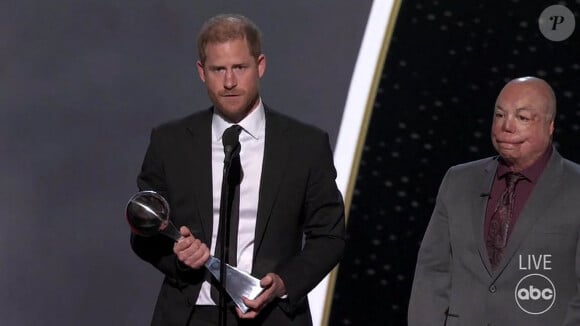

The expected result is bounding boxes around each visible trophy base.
[205,256,264,313]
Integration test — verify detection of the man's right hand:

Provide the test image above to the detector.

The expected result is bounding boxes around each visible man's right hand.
[173,226,210,270]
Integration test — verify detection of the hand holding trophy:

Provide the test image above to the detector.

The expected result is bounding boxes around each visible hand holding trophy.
[125,190,264,313]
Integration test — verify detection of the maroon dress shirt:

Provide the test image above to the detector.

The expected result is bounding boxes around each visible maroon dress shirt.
[483,146,553,246]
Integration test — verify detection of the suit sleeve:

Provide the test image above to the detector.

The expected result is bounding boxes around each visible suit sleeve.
[408,169,453,326]
[130,128,203,286]
[276,132,346,311]
[562,231,580,325]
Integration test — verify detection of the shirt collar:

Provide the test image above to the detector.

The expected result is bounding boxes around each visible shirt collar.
[496,146,553,183]
[212,99,265,142]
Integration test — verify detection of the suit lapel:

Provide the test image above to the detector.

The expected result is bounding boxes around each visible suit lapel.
[184,110,214,245]
[472,158,498,276]
[254,109,290,254]
[493,150,563,276]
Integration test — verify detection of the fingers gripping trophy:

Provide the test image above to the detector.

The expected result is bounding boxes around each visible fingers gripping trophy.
[125,190,263,313]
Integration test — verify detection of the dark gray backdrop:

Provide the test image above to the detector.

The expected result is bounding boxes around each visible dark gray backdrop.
[0,1,373,324]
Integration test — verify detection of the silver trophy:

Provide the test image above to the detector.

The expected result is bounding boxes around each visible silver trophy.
[125,190,264,313]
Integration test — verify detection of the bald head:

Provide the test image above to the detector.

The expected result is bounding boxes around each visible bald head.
[491,76,556,171]
[498,76,557,122]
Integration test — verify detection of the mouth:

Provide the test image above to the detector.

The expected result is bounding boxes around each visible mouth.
[221,92,241,97]
[496,140,524,149]
[220,95,240,103]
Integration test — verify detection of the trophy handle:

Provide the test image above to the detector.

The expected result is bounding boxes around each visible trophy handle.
[160,220,182,241]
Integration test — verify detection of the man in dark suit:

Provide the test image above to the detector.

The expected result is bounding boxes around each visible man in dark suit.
[130,14,345,326]
[408,77,580,325]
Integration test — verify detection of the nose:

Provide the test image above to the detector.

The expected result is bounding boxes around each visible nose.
[502,116,515,132]
[224,69,237,90]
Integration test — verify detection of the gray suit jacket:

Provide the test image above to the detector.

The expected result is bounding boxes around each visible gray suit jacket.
[409,148,580,326]
[131,107,345,326]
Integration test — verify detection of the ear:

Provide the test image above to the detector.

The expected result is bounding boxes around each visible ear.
[257,54,266,79]
[196,60,206,83]
[549,120,554,136]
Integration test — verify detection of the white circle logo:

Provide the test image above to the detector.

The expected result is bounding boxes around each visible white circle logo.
[515,273,556,315]
[538,5,576,42]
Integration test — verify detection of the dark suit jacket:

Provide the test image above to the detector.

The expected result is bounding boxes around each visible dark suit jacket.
[131,107,346,326]
[408,148,580,326]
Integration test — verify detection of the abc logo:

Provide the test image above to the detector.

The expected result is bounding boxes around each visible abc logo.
[514,273,556,315]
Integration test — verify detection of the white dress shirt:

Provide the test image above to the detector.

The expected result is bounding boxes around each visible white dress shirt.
[196,100,266,305]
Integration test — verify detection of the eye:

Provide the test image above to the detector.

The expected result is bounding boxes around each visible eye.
[517,115,531,122]
[494,112,504,118]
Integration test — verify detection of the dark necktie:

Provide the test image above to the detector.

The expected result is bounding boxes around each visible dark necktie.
[486,172,525,270]
[212,125,242,304]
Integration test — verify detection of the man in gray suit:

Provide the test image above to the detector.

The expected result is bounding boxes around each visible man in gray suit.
[408,77,580,325]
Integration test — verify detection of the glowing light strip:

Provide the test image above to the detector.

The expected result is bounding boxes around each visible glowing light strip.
[308,1,398,325]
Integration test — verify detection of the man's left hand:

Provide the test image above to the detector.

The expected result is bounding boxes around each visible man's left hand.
[236,273,286,319]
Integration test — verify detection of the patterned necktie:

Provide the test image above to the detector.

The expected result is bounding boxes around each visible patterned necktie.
[486,172,525,270]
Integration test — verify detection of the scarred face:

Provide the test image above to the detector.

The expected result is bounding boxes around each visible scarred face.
[491,79,554,171]
[197,38,266,123]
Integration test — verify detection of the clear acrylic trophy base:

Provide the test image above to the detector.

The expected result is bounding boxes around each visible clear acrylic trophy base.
[204,256,264,313]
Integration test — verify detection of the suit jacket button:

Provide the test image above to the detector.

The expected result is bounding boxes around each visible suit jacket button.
[489,284,497,293]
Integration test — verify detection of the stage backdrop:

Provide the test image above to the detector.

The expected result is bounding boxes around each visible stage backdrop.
[330,1,580,325]
[0,1,373,325]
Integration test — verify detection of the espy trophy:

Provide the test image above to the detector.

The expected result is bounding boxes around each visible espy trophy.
[125,190,264,313]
